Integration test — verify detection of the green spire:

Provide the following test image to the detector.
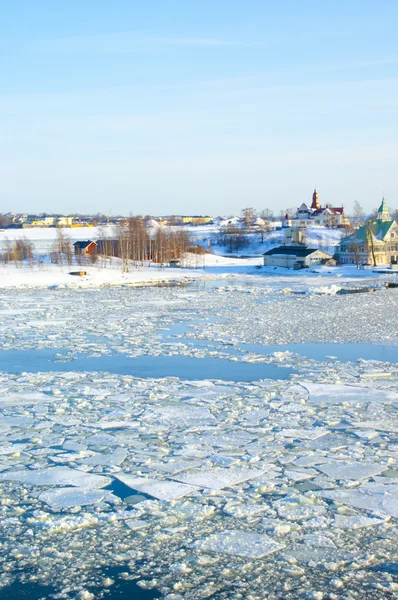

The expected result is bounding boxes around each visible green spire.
[377,197,390,221]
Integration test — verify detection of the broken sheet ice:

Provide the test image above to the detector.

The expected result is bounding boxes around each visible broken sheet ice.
[39,487,112,508]
[172,466,270,490]
[317,461,386,481]
[302,382,398,404]
[79,448,128,467]
[115,474,200,501]
[332,515,388,529]
[143,404,216,426]
[277,428,329,440]
[195,530,284,558]
[274,494,327,521]
[317,484,398,518]
[0,467,111,488]
[1,282,398,600]
[125,519,150,531]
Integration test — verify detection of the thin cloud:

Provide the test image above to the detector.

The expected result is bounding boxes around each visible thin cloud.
[34,32,266,53]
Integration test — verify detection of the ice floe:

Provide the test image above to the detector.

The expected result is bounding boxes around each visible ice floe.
[194,530,284,558]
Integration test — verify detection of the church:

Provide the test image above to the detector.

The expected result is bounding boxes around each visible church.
[284,189,349,228]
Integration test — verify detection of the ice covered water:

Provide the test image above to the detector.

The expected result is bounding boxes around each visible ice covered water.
[0,282,398,599]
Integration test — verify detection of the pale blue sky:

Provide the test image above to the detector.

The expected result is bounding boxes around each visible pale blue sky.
[1,1,398,215]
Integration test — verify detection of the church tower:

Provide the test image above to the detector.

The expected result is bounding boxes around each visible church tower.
[311,188,320,210]
[377,197,390,221]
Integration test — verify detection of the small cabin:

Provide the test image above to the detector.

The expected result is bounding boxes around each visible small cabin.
[169,259,181,268]
[73,240,97,256]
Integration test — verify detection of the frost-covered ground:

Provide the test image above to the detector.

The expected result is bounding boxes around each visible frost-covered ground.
[1,280,398,599]
[0,254,397,291]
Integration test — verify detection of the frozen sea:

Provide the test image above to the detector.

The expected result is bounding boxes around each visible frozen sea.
[1,275,398,599]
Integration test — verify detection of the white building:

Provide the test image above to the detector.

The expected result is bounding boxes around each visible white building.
[263,246,334,269]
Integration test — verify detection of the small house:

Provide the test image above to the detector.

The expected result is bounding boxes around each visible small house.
[263,246,334,269]
[73,240,97,256]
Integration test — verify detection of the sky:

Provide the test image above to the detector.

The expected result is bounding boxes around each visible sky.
[1,0,398,216]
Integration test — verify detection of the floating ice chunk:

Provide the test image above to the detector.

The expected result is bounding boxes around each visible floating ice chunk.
[31,514,99,532]
[115,475,200,501]
[300,516,332,529]
[0,392,47,406]
[0,444,26,455]
[94,420,140,429]
[143,405,215,426]
[186,381,216,388]
[125,519,150,531]
[242,409,270,423]
[373,476,398,484]
[352,429,380,441]
[301,533,336,548]
[277,428,329,440]
[85,433,119,447]
[26,319,67,327]
[317,484,398,518]
[284,469,317,483]
[305,434,349,452]
[317,461,385,481]
[39,487,111,508]
[274,494,327,521]
[352,420,398,433]
[149,460,202,475]
[49,451,94,463]
[223,503,268,518]
[302,383,398,404]
[0,416,33,427]
[292,455,329,468]
[283,545,349,564]
[79,448,128,467]
[172,466,270,490]
[208,455,239,467]
[195,530,284,559]
[0,466,111,488]
[332,515,388,529]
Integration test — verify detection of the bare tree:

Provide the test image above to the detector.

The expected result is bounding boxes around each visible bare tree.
[348,240,361,267]
[11,237,34,266]
[0,238,13,263]
[241,208,257,231]
[0,215,11,228]
[258,220,270,243]
[326,212,338,228]
[366,221,377,266]
[218,223,249,253]
[260,208,274,220]
[53,227,73,265]
[353,201,365,226]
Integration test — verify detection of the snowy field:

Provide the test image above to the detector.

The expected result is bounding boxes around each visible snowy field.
[1,277,398,599]
[0,223,344,258]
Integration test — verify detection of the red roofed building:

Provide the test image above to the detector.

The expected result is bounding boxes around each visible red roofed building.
[283,189,350,228]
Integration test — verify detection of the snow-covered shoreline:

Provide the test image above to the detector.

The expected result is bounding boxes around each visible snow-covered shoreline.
[1,257,397,290]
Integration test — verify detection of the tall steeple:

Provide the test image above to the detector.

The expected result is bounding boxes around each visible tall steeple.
[311,188,320,210]
[377,197,390,221]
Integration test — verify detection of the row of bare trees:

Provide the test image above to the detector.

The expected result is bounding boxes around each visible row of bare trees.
[103,217,193,271]
[0,238,34,265]
[0,220,194,270]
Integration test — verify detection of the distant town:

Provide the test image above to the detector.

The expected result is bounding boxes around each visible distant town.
[1,189,398,269]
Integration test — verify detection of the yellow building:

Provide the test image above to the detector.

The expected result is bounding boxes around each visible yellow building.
[57,217,74,227]
[182,216,213,225]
